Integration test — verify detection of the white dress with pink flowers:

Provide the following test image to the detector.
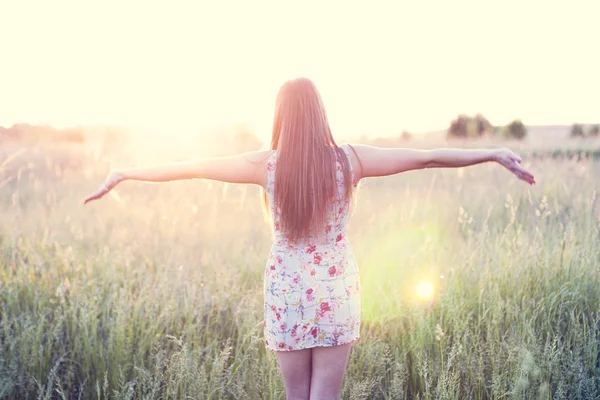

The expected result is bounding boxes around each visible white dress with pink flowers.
[263,145,361,351]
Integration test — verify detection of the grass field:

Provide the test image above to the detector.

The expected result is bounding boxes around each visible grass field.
[1,139,599,399]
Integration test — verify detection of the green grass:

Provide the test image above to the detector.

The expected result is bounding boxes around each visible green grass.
[0,148,599,399]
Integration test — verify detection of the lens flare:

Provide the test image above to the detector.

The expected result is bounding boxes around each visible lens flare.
[416,280,434,300]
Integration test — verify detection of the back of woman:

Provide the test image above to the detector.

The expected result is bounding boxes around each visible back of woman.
[265,145,356,247]
[262,78,362,351]
[263,152,361,350]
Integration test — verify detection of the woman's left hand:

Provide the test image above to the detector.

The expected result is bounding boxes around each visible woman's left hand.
[495,148,536,185]
[83,170,124,204]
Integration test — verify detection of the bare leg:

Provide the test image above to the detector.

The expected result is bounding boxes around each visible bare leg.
[309,343,353,400]
[275,348,312,400]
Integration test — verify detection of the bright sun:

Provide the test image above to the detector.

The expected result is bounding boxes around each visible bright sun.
[415,281,435,301]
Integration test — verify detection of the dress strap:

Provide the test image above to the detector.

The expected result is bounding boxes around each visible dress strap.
[265,150,278,194]
[341,144,357,187]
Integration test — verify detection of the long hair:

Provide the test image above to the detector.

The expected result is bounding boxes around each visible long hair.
[264,78,352,242]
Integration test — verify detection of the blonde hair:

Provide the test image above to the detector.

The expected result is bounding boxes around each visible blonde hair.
[264,78,352,243]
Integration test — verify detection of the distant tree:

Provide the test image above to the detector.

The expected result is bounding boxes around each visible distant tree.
[503,119,527,140]
[401,130,412,141]
[447,114,493,139]
[60,127,85,143]
[465,118,479,138]
[588,124,599,137]
[8,123,58,141]
[474,113,493,136]
[447,114,469,138]
[570,123,585,137]
[8,123,35,138]
[0,125,10,139]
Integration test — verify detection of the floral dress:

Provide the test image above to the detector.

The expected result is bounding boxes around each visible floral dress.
[263,144,361,351]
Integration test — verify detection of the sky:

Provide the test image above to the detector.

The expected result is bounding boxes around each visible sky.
[0,0,598,142]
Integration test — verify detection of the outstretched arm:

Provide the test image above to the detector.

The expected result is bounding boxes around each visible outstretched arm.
[83,150,272,204]
[347,145,535,185]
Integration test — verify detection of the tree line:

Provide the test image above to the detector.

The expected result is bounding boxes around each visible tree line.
[446,114,527,140]
[569,123,599,138]
[444,115,599,140]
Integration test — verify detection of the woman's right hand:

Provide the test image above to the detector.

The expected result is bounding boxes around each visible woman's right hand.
[494,148,536,185]
[83,170,124,205]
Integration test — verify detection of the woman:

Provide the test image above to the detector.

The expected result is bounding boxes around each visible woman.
[84,77,535,400]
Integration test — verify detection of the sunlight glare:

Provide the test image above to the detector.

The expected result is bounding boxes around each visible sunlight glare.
[415,280,434,301]
[2,2,598,136]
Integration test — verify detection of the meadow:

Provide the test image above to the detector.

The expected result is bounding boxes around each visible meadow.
[0,137,599,399]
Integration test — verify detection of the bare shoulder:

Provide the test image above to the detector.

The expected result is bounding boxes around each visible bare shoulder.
[239,149,274,188]
[339,143,363,181]
[342,144,389,181]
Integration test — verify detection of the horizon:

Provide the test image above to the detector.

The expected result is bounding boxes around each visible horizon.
[1,0,598,143]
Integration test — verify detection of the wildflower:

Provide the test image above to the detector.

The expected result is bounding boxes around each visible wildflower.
[436,324,445,341]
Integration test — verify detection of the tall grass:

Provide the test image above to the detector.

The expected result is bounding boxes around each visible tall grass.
[0,147,598,399]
